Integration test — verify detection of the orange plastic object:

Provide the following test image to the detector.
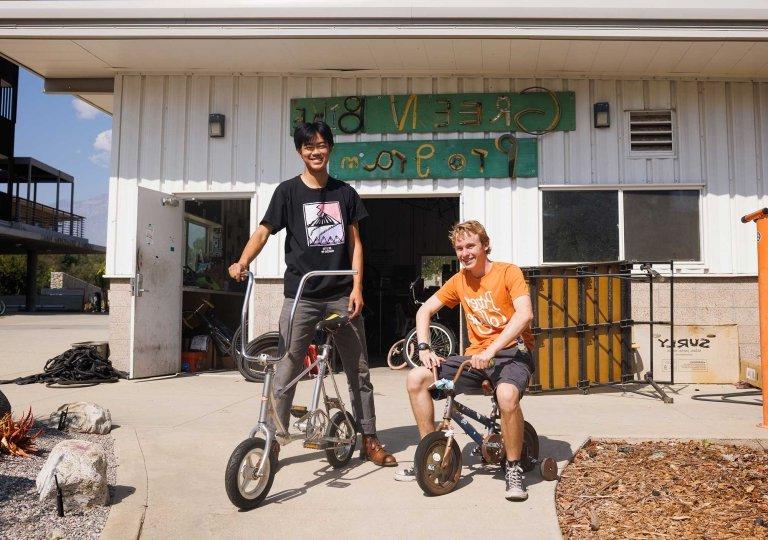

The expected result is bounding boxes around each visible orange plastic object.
[741,208,768,428]
[181,351,206,373]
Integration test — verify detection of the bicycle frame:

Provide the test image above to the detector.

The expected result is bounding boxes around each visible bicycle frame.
[239,269,358,478]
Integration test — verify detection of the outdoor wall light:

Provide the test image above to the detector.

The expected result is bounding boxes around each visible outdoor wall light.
[209,113,225,138]
[593,102,610,128]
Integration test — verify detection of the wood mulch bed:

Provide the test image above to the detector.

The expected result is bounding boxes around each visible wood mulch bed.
[555,439,768,539]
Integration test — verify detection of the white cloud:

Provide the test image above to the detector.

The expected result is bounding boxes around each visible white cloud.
[72,98,101,120]
[89,129,112,168]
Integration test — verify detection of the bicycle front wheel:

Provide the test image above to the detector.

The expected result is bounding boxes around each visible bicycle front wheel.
[402,323,456,369]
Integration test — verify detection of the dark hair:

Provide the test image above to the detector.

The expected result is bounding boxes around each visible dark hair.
[293,121,334,150]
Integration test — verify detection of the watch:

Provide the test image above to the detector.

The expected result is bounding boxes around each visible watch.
[417,342,432,351]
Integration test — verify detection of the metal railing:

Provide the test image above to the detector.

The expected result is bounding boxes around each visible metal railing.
[8,196,84,237]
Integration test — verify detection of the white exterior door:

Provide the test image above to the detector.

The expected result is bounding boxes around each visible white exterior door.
[130,186,183,378]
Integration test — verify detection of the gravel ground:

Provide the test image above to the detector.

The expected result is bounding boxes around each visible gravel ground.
[0,422,116,540]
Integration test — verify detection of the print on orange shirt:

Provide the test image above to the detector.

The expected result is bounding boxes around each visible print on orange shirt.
[436,262,535,355]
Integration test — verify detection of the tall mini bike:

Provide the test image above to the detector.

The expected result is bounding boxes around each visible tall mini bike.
[225,270,359,510]
[414,360,559,496]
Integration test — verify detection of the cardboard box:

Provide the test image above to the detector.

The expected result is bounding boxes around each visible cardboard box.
[740,358,763,389]
[633,324,739,384]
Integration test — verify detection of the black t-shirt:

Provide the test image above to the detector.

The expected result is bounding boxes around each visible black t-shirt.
[260,176,368,299]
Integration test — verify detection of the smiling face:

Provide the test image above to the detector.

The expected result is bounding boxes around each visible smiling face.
[298,133,331,174]
[453,231,489,272]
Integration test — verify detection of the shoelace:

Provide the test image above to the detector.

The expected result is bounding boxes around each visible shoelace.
[506,464,524,490]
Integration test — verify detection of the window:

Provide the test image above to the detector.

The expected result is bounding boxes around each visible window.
[626,110,675,157]
[542,189,700,264]
[624,190,699,261]
[185,220,208,270]
[542,191,619,263]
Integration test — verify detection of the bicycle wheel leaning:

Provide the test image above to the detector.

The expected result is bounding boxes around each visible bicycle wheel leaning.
[402,322,457,369]
[386,338,408,370]
[234,330,279,383]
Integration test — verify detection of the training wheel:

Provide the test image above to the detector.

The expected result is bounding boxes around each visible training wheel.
[540,457,559,481]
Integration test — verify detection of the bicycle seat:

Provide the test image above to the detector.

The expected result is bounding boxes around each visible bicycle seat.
[315,313,351,332]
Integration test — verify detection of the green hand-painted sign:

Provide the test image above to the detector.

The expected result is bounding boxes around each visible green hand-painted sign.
[329,136,537,181]
[291,88,574,135]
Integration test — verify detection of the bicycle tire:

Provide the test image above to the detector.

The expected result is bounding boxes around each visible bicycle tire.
[224,437,275,509]
[0,299,6,316]
[236,332,279,383]
[414,431,462,496]
[386,338,408,370]
[402,322,457,369]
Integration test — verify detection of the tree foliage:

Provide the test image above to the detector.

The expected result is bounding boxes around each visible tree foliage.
[0,254,106,295]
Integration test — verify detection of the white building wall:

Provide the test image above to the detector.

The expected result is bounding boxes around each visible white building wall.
[107,74,768,278]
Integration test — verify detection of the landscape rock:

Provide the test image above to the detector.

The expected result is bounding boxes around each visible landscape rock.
[35,439,109,510]
[49,402,112,434]
[0,388,10,417]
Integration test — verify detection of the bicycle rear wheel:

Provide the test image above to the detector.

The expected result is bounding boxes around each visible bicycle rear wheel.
[402,323,456,369]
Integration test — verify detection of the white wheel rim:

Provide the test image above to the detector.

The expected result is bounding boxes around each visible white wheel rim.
[238,447,270,499]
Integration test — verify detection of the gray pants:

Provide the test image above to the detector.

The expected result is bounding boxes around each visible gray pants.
[267,295,377,435]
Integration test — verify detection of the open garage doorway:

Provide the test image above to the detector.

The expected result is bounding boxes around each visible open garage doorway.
[359,197,460,363]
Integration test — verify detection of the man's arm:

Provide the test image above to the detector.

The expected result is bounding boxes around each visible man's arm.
[470,294,533,369]
[346,222,364,318]
[227,223,273,282]
[415,295,447,369]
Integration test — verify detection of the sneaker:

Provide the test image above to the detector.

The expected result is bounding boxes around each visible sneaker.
[393,466,416,481]
[504,462,528,501]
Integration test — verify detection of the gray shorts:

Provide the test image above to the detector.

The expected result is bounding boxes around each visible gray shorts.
[436,348,533,398]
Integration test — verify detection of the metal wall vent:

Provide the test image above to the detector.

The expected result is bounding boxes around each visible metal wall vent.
[627,110,674,156]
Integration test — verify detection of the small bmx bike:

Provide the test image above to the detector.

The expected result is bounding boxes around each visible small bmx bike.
[224,269,360,510]
[414,360,559,496]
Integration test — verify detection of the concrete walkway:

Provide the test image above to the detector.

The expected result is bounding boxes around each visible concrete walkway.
[2,314,767,539]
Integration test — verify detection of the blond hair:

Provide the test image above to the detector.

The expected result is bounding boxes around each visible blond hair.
[448,220,491,254]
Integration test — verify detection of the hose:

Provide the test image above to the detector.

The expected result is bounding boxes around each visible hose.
[0,345,126,387]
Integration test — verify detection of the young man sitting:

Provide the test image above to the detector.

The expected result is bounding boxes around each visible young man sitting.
[395,220,535,501]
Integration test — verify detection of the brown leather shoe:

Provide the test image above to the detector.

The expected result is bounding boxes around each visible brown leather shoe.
[360,434,397,467]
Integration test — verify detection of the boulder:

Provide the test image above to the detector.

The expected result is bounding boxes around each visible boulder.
[36,439,109,509]
[0,388,10,417]
[50,402,112,434]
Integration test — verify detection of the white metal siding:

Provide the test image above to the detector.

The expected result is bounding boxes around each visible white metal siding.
[108,74,768,277]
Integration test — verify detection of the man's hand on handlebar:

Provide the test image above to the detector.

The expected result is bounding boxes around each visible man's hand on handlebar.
[420,349,444,370]
[469,349,494,370]
[228,261,248,282]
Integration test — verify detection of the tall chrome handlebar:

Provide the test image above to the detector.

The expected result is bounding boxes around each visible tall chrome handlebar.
[239,269,358,365]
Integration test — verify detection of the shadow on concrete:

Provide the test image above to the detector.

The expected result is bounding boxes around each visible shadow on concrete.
[528,381,688,402]
[458,434,575,491]
[255,449,375,509]
[109,484,136,505]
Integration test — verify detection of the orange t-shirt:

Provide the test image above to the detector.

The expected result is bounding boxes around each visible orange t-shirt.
[436,262,534,355]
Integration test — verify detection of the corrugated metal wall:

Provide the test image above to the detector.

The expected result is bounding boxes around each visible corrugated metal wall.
[107,74,768,277]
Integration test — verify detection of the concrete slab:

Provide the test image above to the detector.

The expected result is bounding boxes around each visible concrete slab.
[2,314,766,539]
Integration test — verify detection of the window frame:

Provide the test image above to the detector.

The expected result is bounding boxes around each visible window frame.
[538,184,705,270]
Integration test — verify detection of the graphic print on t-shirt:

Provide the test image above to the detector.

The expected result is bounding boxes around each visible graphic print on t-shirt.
[303,201,345,248]
[465,290,508,335]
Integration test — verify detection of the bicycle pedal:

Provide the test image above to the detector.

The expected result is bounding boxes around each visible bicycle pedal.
[303,441,323,450]
[290,405,308,418]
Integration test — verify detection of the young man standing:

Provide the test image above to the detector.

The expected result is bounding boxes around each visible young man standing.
[395,220,535,500]
[228,121,396,467]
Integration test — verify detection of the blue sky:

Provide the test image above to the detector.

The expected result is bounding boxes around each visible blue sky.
[14,68,112,206]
